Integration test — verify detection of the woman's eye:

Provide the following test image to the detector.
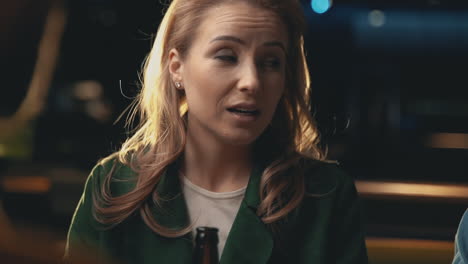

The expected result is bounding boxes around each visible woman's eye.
[215,55,237,63]
[262,58,282,69]
[214,49,237,63]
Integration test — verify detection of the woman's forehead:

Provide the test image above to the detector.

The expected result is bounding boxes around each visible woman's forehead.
[195,2,288,47]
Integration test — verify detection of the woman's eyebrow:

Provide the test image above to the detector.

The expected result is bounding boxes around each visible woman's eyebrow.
[210,35,286,53]
[263,41,286,54]
[210,35,245,45]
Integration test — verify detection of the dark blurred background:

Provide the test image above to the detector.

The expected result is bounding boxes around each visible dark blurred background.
[1,0,467,263]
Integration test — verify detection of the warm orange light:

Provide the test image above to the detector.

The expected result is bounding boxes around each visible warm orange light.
[356,180,468,201]
[426,132,468,149]
[1,176,51,194]
[366,238,454,264]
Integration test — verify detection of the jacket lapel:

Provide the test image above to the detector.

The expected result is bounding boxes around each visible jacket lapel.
[149,160,274,263]
[152,161,190,230]
[148,162,193,262]
[220,163,274,264]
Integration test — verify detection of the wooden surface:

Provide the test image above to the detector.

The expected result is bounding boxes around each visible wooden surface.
[366,237,454,264]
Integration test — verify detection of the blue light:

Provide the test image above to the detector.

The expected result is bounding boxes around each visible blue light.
[311,0,331,14]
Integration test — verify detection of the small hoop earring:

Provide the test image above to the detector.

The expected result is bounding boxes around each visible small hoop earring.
[175,82,181,88]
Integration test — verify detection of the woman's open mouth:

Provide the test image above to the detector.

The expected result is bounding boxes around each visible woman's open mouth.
[227,108,260,116]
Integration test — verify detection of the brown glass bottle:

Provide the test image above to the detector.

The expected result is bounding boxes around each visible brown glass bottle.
[193,227,219,264]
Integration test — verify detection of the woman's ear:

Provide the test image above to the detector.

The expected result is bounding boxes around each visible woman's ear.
[169,48,184,90]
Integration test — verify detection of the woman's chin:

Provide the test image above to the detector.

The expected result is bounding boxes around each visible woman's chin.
[218,130,264,147]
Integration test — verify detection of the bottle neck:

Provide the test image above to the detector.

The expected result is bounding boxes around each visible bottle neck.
[193,241,218,264]
[193,227,219,264]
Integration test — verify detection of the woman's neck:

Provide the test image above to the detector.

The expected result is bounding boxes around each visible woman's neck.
[181,132,252,193]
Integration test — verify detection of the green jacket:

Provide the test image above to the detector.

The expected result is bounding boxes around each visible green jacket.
[65,158,368,264]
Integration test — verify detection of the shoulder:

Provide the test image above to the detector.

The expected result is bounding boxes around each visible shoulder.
[455,210,468,262]
[88,153,138,196]
[299,158,357,198]
[459,210,468,232]
[96,153,135,176]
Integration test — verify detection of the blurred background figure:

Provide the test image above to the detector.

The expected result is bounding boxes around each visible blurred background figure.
[0,0,467,263]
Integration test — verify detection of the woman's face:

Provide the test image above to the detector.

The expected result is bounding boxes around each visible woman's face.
[170,2,288,147]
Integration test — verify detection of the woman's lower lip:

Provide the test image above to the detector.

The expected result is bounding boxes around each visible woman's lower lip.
[228,111,259,122]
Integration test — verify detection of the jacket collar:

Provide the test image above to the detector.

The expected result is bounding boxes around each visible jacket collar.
[220,162,274,264]
[152,160,191,231]
[152,160,274,264]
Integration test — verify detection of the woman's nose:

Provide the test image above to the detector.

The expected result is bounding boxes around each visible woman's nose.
[237,62,260,94]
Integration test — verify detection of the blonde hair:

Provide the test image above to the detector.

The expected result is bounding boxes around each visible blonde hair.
[94,0,325,237]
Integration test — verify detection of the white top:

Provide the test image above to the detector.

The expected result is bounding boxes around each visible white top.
[181,176,246,259]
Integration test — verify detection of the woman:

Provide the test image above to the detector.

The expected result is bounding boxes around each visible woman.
[65,0,369,263]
